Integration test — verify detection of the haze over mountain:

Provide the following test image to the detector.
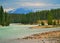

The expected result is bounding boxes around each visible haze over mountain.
[9,8,33,14]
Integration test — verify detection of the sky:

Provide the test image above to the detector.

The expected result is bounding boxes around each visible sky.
[0,0,60,12]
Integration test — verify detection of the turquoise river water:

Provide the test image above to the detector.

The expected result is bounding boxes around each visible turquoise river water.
[0,24,60,43]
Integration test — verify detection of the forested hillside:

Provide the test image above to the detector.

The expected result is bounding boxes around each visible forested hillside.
[9,8,60,24]
[0,6,60,25]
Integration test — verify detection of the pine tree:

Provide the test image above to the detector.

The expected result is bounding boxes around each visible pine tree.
[0,6,4,25]
[0,6,10,26]
[4,12,10,26]
[47,11,53,25]
[0,6,1,24]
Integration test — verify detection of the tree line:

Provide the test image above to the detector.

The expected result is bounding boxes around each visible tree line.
[0,6,60,26]
[10,8,60,25]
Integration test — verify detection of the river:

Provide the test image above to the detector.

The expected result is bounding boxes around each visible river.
[0,24,60,43]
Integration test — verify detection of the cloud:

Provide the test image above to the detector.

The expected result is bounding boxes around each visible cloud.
[15,2,60,7]
[4,8,14,12]
[3,2,60,12]
[21,2,45,6]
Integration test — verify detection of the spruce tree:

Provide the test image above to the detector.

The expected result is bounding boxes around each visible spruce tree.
[5,12,10,26]
[0,6,4,25]
[47,11,53,25]
[0,6,10,26]
[0,6,1,24]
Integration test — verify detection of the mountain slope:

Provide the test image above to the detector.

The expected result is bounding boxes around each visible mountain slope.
[9,8,33,14]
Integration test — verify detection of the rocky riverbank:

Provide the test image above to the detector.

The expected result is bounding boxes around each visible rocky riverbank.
[22,30,60,39]
[29,25,60,29]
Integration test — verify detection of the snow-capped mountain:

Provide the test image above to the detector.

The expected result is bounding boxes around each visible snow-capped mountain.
[9,8,33,14]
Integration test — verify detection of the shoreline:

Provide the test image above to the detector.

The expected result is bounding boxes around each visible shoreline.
[22,30,60,39]
[29,25,60,29]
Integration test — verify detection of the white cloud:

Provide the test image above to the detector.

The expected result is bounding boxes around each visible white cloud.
[16,2,60,7]
[4,8,14,12]
[3,2,60,12]
[21,2,45,6]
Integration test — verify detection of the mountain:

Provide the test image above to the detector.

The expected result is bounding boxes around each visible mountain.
[9,8,33,14]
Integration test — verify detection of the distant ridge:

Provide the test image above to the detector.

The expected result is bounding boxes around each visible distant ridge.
[9,8,33,14]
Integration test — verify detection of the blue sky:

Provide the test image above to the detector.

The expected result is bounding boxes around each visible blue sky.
[0,0,60,12]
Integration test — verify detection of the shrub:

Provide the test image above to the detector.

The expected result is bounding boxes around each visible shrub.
[53,21,56,25]
[41,21,44,25]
